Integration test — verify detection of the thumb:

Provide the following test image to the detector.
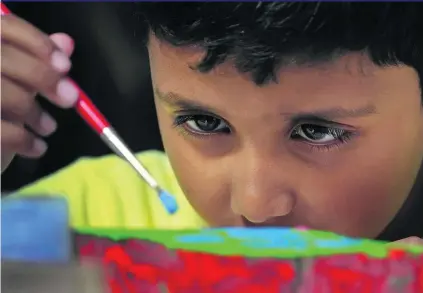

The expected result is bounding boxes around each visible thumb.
[392,236,423,246]
[49,33,75,57]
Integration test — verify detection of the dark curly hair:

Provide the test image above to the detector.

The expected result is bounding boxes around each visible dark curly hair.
[137,2,422,86]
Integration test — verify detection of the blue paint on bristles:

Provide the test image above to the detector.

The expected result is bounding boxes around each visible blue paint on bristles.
[158,189,178,214]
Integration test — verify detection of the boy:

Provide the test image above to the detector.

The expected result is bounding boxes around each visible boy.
[1,2,423,244]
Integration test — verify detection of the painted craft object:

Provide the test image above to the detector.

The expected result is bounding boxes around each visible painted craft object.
[75,227,423,293]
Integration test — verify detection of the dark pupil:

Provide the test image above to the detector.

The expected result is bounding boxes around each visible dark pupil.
[302,124,327,140]
[195,115,219,131]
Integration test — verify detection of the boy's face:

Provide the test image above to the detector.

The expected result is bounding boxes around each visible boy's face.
[148,36,423,238]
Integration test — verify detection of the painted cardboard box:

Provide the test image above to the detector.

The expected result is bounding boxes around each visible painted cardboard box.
[75,228,423,293]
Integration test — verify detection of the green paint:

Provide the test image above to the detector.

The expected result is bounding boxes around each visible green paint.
[75,227,423,259]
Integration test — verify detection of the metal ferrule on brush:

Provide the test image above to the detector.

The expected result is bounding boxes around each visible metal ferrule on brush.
[101,127,178,214]
[101,127,159,190]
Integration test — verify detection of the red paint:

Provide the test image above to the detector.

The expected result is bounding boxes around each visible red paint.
[318,265,383,293]
[357,253,369,264]
[79,240,96,256]
[413,255,423,293]
[100,245,295,293]
[312,254,423,293]
[389,249,406,260]
[76,235,422,293]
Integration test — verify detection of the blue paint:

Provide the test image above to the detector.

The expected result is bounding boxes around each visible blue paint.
[171,227,363,251]
[224,228,307,249]
[1,197,70,262]
[175,228,310,249]
[314,237,362,249]
[177,234,224,244]
[158,189,178,214]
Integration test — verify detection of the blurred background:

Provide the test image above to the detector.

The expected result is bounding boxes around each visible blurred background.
[2,2,163,191]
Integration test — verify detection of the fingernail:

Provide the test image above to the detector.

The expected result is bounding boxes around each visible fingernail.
[39,113,57,135]
[33,139,48,154]
[50,51,71,72]
[56,79,79,107]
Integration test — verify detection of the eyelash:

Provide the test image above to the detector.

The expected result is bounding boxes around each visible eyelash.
[172,114,231,138]
[291,124,353,151]
[172,114,354,150]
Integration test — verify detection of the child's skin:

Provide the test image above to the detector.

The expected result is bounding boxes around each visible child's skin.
[1,13,422,245]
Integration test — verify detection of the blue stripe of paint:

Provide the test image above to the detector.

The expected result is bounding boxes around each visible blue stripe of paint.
[176,227,364,250]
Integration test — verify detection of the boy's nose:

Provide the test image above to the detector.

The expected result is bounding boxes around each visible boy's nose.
[236,192,295,224]
[230,153,296,223]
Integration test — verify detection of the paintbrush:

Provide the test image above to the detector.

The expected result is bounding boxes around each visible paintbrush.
[1,3,178,214]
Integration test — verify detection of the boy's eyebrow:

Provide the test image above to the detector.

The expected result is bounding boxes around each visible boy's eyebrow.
[281,104,377,121]
[155,87,377,120]
[154,88,222,113]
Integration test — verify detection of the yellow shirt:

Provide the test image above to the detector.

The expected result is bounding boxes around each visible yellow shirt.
[16,150,207,230]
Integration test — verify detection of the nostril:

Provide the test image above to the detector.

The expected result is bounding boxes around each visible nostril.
[242,214,271,224]
[242,215,286,227]
[232,192,296,224]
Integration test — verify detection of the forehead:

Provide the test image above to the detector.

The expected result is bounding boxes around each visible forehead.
[147,36,420,113]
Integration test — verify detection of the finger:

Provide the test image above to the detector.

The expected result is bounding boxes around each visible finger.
[1,77,58,136]
[1,14,54,60]
[28,109,58,137]
[1,75,35,122]
[1,121,47,158]
[49,33,75,56]
[392,236,423,246]
[1,43,78,107]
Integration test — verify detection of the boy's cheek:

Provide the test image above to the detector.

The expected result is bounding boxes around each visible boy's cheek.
[297,179,389,238]
[169,158,235,226]
[160,125,235,226]
[288,146,417,239]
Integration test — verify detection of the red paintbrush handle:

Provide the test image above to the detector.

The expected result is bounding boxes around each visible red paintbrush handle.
[1,3,111,134]
[1,2,9,14]
[70,81,111,134]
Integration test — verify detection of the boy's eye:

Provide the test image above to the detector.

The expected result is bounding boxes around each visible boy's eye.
[177,115,230,133]
[291,124,348,144]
